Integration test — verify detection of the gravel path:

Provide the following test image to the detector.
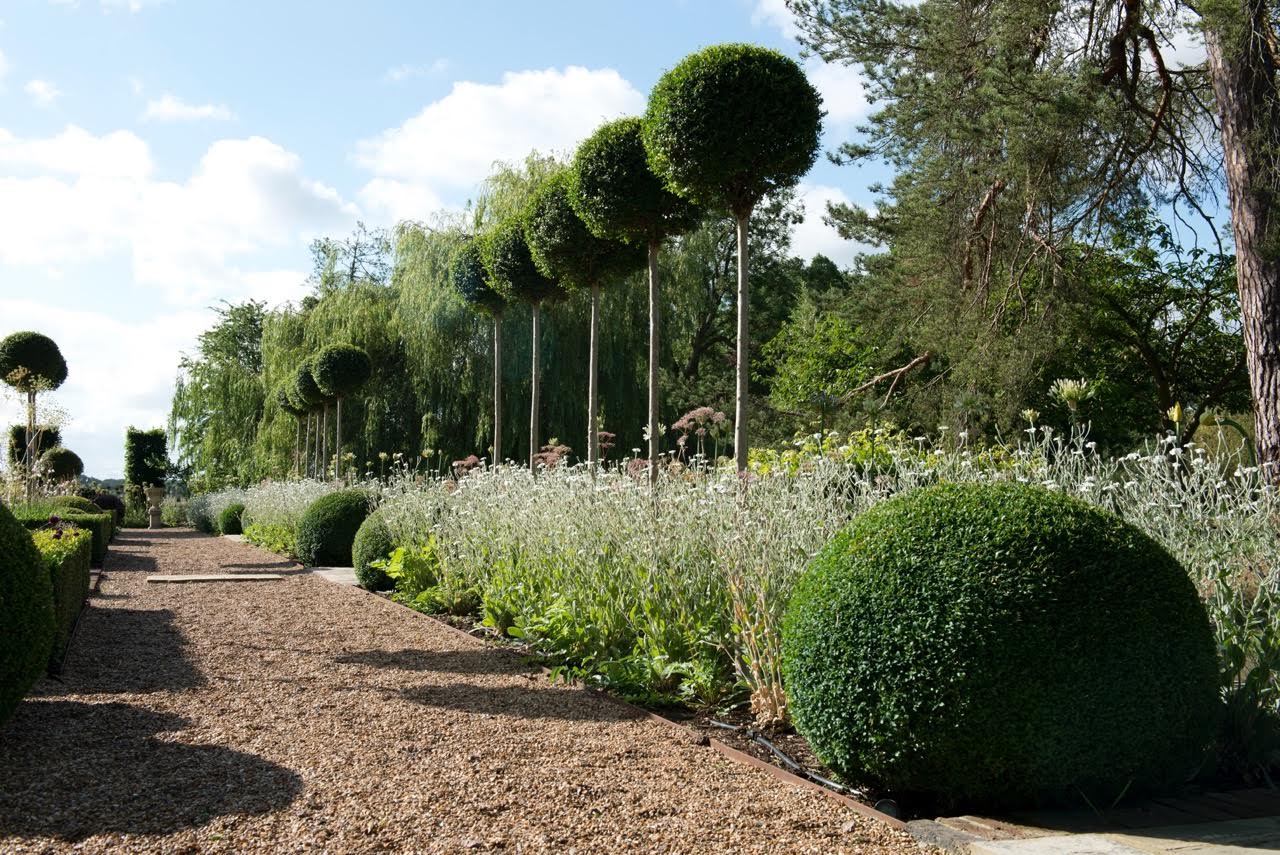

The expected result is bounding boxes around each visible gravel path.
[0,529,930,854]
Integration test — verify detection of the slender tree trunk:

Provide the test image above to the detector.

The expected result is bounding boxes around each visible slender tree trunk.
[294,420,301,478]
[734,212,751,474]
[1207,7,1280,469]
[530,302,541,473]
[493,316,503,466]
[25,389,36,502]
[647,241,661,485]
[321,402,329,479]
[588,282,601,470]
[310,411,318,478]
[335,396,344,483]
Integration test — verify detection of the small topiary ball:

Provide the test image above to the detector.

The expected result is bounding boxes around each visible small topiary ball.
[0,331,68,392]
[295,489,371,567]
[39,447,83,481]
[352,508,396,591]
[49,495,100,515]
[312,344,372,399]
[218,502,246,536]
[0,501,55,725]
[782,482,1219,810]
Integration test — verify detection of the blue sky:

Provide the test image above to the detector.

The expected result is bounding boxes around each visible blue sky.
[0,0,879,479]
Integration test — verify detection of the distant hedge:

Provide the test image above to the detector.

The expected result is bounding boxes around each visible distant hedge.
[124,427,168,488]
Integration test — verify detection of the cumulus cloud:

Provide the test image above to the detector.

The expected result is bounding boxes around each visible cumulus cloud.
[384,59,450,83]
[24,78,61,106]
[792,182,867,267]
[143,93,235,122]
[0,126,357,303]
[752,0,798,38]
[356,66,644,222]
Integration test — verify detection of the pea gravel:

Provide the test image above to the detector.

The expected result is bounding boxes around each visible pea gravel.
[0,528,932,854]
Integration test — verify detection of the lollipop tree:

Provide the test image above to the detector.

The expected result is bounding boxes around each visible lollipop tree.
[312,343,372,480]
[276,386,307,476]
[450,238,508,465]
[644,44,822,471]
[291,362,324,478]
[0,331,68,500]
[526,171,645,468]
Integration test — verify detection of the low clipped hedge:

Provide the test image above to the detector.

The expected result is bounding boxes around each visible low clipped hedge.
[296,490,370,567]
[0,502,54,725]
[781,481,1220,810]
[50,496,114,540]
[30,527,91,670]
[15,509,111,567]
[218,502,246,536]
[352,508,395,591]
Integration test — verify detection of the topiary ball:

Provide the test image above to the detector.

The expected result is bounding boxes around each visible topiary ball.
[313,344,373,399]
[49,495,100,515]
[0,331,68,392]
[218,502,246,536]
[781,481,1219,810]
[352,508,396,591]
[0,501,55,725]
[39,447,83,481]
[295,490,371,567]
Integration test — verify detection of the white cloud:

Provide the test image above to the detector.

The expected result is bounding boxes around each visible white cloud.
[356,65,644,222]
[0,49,8,84]
[24,78,61,107]
[806,60,872,126]
[142,93,235,122]
[792,182,866,267]
[0,127,357,304]
[752,0,798,38]
[0,300,210,479]
[384,59,450,83]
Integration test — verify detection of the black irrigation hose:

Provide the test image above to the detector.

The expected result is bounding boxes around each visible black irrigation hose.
[709,719,860,797]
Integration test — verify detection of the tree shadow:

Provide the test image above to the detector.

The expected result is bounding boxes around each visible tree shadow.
[103,553,158,573]
[0,701,300,841]
[397,681,644,723]
[335,647,542,676]
[38,607,204,695]
[220,560,302,571]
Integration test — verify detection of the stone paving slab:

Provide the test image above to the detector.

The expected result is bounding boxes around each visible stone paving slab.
[310,566,357,586]
[146,573,283,583]
[969,817,1280,855]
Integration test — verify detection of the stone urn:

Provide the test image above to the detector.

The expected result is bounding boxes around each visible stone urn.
[145,485,166,530]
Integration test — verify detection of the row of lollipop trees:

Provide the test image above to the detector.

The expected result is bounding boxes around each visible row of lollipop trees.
[450,43,823,476]
[276,344,373,479]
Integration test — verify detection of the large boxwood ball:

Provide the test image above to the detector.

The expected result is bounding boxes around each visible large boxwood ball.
[0,501,55,725]
[0,331,68,391]
[313,344,372,398]
[39,447,83,481]
[218,502,246,536]
[781,482,1219,809]
[352,508,395,591]
[295,490,370,567]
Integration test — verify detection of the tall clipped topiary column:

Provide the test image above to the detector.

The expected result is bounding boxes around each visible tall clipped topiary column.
[480,216,567,471]
[569,118,700,481]
[526,171,645,468]
[124,427,168,513]
[290,363,324,478]
[0,331,68,500]
[450,239,509,465]
[644,44,822,472]
[312,343,372,481]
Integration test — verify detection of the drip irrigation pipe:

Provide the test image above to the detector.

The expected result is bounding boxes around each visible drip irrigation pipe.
[710,719,861,797]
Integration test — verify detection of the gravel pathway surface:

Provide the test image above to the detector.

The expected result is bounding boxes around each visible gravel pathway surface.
[0,528,931,854]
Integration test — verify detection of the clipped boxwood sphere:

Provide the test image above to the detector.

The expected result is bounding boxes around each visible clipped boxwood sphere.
[90,492,125,524]
[450,239,506,317]
[0,501,55,725]
[295,489,371,567]
[39,447,83,481]
[352,508,396,591]
[782,482,1219,809]
[50,495,100,515]
[218,502,246,536]
[0,331,68,391]
[313,343,372,399]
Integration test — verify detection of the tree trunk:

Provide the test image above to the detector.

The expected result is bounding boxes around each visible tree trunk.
[734,213,751,473]
[493,316,503,466]
[335,396,344,483]
[648,241,661,485]
[530,302,541,473]
[1207,5,1280,468]
[294,420,301,477]
[588,282,601,470]
[311,411,319,478]
[25,389,36,502]
[321,402,329,479]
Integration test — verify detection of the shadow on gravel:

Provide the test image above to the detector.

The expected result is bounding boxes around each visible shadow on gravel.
[0,701,300,842]
[221,560,301,571]
[104,553,158,573]
[43,608,204,695]
[398,682,644,723]
[336,647,542,676]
